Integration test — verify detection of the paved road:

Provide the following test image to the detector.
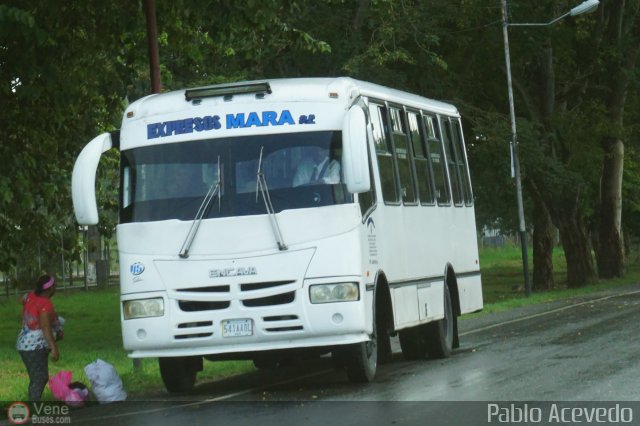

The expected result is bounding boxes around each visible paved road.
[60,284,640,425]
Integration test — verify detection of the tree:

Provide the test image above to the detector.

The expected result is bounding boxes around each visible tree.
[594,0,640,278]
[0,1,140,283]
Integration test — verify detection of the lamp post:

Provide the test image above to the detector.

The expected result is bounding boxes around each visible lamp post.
[500,0,599,297]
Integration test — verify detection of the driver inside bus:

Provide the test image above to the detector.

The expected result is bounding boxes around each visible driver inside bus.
[293,146,341,187]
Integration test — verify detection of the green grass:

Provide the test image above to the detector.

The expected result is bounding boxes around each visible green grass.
[479,246,567,304]
[0,287,253,405]
[479,246,640,312]
[2,247,638,405]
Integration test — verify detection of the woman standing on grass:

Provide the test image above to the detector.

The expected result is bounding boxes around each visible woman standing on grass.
[16,274,64,401]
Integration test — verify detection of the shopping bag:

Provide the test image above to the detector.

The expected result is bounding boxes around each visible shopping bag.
[84,359,127,403]
[49,370,72,401]
[65,382,89,407]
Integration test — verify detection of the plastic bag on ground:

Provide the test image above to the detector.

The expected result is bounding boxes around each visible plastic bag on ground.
[49,370,72,401]
[83,359,127,404]
[66,382,89,407]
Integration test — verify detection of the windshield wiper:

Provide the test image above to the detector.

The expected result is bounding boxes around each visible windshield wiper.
[256,147,288,251]
[179,156,221,258]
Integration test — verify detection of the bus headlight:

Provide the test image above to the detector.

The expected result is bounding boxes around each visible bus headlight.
[309,283,359,304]
[123,298,164,319]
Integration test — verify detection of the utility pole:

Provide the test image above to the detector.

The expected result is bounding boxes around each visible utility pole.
[501,0,530,297]
[144,0,162,94]
[499,0,599,297]
[134,0,161,373]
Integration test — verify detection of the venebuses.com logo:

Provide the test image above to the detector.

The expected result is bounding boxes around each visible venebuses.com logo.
[7,402,30,425]
[6,401,71,424]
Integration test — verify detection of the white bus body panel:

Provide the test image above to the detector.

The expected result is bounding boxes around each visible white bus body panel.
[80,77,484,359]
[118,204,374,357]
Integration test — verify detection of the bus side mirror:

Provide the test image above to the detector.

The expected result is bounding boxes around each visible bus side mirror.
[72,133,113,225]
[342,106,371,193]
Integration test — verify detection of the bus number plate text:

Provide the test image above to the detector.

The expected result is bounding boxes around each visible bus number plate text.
[222,319,253,337]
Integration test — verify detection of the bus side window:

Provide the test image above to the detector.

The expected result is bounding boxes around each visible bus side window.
[389,107,417,205]
[369,103,399,204]
[452,119,473,205]
[408,111,435,204]
[358,143,376,217]
[423,115,450,205]
[442,118,464,206]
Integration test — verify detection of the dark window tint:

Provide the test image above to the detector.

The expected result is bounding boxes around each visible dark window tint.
[369,103,399,203]
[407,111,435,204]
[452,120,473,205]
[441,119,462,205]
[424,115,450,205]
[358,144,376,216]
[120,131,351,223]
[389,107,417,205]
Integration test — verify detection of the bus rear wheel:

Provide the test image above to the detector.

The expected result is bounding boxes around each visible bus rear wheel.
[399,326,427,360]
[425,283,454,359]
[159,356,202,393]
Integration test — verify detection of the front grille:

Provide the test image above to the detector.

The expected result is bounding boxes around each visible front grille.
[178,321,213,328]
[174,332,213,340]
[264,315,298,322]
[173,279,298,311]
[174,320,214,340]
[242,291,295,307]
[264,325,303,332]
[176,285,230,293]
[260,314,303,334]
[178,301,230,311]
[240,281,295,291]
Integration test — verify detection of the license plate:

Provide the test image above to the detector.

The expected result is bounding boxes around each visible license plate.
[221,319,253,337]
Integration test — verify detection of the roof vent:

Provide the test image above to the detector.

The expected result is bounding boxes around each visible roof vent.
[185,82,271,101]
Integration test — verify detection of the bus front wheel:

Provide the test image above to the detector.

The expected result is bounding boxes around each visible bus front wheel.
[344,325,378,382]
[158,356,202,393]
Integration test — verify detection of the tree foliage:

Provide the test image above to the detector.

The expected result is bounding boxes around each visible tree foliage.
[2,0,639,289]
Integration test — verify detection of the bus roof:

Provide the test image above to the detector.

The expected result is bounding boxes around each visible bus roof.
[124,77,460,122]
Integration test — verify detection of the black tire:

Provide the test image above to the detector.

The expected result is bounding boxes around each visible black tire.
[377,327,393,364]
[399,326,427,360]
[375,282,393,364]
[425,283,454,359]
[344,317,378,382]
[345,338,377,382]
[158,356,201,393]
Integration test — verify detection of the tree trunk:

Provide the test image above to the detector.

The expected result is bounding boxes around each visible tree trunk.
[532,199,554,291]
[556,213,595,288]
[530,39,555,293]
[598,136,625,277]
[596,1,640,278]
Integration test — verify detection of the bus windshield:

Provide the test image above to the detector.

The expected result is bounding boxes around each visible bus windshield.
[120,131,352,223]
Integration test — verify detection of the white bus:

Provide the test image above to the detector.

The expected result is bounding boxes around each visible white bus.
[72,77,483,392]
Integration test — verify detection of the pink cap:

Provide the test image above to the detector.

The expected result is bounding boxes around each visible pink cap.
[42,277,55,290]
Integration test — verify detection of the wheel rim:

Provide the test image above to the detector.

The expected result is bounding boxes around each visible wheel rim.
[366,320,378,369]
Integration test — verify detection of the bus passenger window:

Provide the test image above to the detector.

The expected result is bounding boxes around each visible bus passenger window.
[424,115,450,205]
[390,107,417,205]
[408,112,435,204]
[452,120,473,205]
[369,103,399,204]
[442,119,463,205]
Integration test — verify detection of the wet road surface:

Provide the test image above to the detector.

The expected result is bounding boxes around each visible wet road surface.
[63,285,640,425]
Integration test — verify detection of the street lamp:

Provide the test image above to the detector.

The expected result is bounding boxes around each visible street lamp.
[500,0,599,297]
